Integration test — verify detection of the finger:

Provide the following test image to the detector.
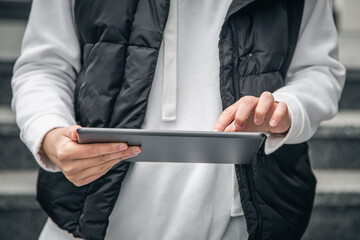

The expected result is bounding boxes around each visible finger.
[254,92,274,125]
[269,102,288,127]
[234,96,258,131]
[74,151,140,185]
[72,164,113,187]
[70,146,141,173]
[69,142,132,159]
[224,122,237,132]
[64,125,82,142]
[79,157,130,180]
[212,103,239,132]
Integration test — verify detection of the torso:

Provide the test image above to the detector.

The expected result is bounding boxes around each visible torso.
[106,0,246,239]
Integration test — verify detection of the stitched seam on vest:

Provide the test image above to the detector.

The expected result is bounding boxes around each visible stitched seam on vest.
[106,0,141,126]
[239,70,281,78]
[82,41,159,50]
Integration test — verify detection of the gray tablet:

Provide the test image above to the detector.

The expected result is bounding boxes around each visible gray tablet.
[77,128,265,164]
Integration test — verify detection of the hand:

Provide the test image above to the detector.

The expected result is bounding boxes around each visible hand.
[213,91,291,134]
[41,125,141,186]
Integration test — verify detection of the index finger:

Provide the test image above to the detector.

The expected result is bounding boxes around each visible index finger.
[213,102,240,131]
[69,142,131,160]
[234,96,258,130]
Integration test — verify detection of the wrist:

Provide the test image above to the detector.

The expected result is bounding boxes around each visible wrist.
[41,127,65,164]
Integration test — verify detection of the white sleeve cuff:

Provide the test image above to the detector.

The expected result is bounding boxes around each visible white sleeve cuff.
[20,114,75,172]
[264,92,306,155]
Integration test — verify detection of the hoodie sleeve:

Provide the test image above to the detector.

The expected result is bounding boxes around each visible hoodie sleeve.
[11,0,79,172]
[264,0,346,154]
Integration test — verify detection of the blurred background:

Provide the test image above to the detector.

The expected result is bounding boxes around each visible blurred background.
[0,0,359,239]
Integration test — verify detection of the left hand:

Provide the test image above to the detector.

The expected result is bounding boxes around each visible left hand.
[213,91,291,134]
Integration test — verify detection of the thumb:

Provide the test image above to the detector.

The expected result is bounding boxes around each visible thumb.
[64,125,82,142]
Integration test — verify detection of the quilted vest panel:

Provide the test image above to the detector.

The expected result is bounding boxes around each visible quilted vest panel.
[219,1,316,239]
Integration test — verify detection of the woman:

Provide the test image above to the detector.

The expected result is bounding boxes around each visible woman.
[12,0,345,239]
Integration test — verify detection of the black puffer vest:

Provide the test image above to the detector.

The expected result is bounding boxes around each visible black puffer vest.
[37,0,316,239]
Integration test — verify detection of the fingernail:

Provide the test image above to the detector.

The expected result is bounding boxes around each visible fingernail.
[132,148,141,154]
[119,144,127,151]
[270,120,277,127]
[254,118,262,125]
[212,129,220,132]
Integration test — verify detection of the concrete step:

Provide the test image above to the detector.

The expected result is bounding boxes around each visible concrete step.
[0,61,15,106]
[1,106,360,170]
[0,20,27,61]
[0,169,359,240]
[0,170,46,240]
[0,0,31,20]
[339,30,360,70]
[303,170,360,240]
[308,110,360,169]
[0,19,27,106]
[0,106,38,169]
[339,68,360,109]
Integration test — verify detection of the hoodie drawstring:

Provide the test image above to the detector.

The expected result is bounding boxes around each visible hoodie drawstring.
[162,0,178,121]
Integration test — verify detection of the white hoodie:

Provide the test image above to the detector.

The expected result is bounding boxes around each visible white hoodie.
[11,0,345,239]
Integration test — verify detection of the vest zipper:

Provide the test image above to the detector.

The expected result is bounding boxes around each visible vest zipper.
[220,1,263,239]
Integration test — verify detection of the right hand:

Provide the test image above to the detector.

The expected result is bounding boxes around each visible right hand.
[41,125,141,187]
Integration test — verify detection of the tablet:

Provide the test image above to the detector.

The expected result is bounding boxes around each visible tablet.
[77,128,265,164]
